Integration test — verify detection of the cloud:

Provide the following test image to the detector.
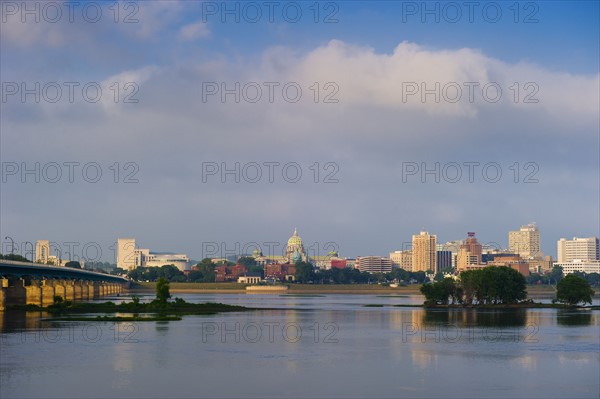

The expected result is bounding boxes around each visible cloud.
[2,40,598,259]
[178,21,211,41]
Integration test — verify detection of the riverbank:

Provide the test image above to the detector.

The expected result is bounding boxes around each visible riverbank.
[130,282,425,295]
[129,282,585,296]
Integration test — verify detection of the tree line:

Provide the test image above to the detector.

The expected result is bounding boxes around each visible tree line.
[421,266,595,306]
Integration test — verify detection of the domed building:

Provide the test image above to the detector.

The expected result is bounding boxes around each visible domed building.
[286,228,308,264]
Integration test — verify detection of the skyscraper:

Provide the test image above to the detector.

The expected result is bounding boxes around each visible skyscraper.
[412,231,437,272]
[508,224,541,259]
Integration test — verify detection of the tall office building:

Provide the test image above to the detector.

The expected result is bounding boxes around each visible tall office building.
[35,240,50,264]
[508,224,541,259]
[436,250,452,271]
[412,231,437,272]
[117,238,136,270]
[457,232,482,271]
[557,237,599,262]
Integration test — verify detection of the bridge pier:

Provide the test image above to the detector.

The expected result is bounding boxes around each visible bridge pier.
[41,280,56,307]
[25,279,43,306]
[1,278,26,307]
[73,281,83,300]
[0,279,7,311]
[81,281,90,300]
[64,280,75,302]
[52,280,66,302]
[91,282,101,299]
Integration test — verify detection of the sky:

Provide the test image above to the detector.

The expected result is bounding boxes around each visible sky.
[1,0,599,263]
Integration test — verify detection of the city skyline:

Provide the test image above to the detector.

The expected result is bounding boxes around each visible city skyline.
[6,224,598,265]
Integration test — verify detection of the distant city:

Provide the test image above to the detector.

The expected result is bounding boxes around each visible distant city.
[26,224,600,282]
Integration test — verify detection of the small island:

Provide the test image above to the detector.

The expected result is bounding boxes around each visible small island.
[420,266,597,309]
[16,278,249,321]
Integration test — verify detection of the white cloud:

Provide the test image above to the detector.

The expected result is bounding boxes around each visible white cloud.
[178,21,210,40]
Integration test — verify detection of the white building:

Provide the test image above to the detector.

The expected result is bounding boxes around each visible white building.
[554,260,600,275]
[117,238,136,270]
[557,237,599,263]
[144,252,190,271]
[117,237,190,271]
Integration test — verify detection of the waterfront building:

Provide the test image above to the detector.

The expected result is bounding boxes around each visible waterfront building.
[553,260,600,275]
[215,264,248,282]
[237,273,263,284]
[356,256,392,274]
[264,263,296,281]
[117,237,190,271]
[557,237,599,263]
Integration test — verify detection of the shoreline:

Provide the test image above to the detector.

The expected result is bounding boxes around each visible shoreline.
[127,283,584,296]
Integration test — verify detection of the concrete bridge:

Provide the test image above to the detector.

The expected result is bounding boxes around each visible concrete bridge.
[0,260,130,310]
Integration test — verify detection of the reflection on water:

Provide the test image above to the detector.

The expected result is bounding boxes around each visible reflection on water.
[556,310,594,326]
[1,294,599,399]
[421,308,528,327]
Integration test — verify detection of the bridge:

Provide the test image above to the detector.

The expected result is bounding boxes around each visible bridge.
[0,260,130,310]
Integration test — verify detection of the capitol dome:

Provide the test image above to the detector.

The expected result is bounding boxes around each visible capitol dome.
[287,228,303,247]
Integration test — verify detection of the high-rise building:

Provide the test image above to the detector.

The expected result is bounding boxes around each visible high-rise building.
[557,237,599,262]
[508,223,541,259]
[35,240,50,264]
[436,250,452,271]
[412,231,437,272]
[117,238,136,270]
[356,256,392,274]
[457,232,482,271]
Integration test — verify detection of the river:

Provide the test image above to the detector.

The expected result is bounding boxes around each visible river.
[1,293,599,398]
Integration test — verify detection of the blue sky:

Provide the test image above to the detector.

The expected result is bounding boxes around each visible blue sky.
[1,1,599,262]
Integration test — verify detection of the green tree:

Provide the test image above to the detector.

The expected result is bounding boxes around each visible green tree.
[556,274,594,305]
[420,278,460,305]
[156,277,171,303]
[194,262,216,282]
[0,253,32,262]
[295,262,315,283]
[547,265,563,285]
[65,261,81,269]
[237,256,257,268]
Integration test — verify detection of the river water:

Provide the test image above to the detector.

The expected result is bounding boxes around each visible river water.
[1,293,599,398]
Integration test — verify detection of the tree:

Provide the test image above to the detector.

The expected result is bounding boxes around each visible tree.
[295,262,315,283]
[65,261,81,269]
[0,253,32,262]
[237,256,257,268]
[156,277,171,303]
[193,262,215,282]
[547,265,563,285]
[556,274,594,305]
[457,267,526,305]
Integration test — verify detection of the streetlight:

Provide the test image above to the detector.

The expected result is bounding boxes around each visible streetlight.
[24,241,34,262]
[4,236,15,255]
